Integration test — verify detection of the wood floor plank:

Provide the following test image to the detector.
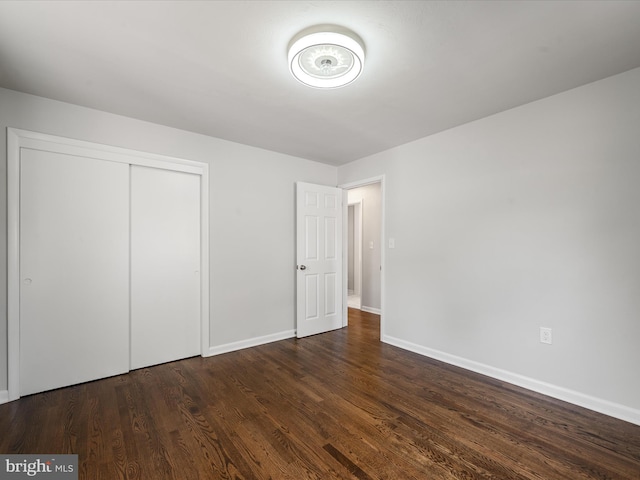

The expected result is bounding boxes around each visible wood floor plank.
[1,308,639,479]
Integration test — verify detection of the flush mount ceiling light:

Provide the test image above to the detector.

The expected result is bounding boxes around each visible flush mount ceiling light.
[288,26,365,89]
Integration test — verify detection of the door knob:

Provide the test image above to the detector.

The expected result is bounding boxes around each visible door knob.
[299,265,307,270]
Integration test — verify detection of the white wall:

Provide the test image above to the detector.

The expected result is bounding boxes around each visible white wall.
[348,184,382,312]
[0,87,337,394]
[338,68,640,424]
[347,206,355,291]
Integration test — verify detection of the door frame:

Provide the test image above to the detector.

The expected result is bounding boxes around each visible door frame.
[6,128,210,402]
[339,175,385,336]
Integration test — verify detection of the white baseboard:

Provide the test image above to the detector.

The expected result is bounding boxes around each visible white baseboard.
[383,334,640,427]
[361,306,381,315]
[0,390,9,405]
[206,329,296,357]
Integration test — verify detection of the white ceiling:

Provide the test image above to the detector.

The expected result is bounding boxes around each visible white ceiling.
[1,1,640,166]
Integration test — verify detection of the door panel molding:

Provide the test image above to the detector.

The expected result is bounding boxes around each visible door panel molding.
[296,182,343,338]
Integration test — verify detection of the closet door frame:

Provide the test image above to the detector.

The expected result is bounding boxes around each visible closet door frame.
[7,128,210,402]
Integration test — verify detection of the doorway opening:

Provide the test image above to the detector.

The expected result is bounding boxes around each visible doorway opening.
[340,176,385,338]
[347,201,362,310]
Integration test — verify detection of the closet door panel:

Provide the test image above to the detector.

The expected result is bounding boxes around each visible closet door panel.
[20,148,130,396]
[130,166,201,369]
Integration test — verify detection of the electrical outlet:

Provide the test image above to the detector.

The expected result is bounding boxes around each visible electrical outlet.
[540,327,552,345]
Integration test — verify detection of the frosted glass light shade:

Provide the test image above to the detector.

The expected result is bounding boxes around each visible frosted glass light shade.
[288,30,365,88]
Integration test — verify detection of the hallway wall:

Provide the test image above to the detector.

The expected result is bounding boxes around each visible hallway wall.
[348,183,382,312]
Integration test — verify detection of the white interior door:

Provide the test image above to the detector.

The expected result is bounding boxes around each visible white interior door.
[130,166,201,369]
[296,182,343,338]
[20,148,130,396]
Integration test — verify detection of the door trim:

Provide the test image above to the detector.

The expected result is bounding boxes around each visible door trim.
[339,175,385,337]
[7,128,210,402]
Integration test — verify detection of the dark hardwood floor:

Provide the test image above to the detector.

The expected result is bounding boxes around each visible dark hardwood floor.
[2,309,640,479]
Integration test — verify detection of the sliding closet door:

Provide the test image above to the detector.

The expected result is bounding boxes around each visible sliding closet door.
[130,166,201,369]
[20,149,130,396]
